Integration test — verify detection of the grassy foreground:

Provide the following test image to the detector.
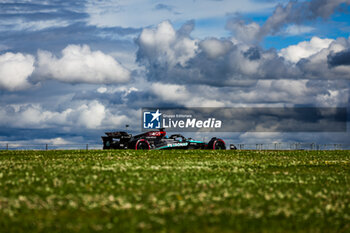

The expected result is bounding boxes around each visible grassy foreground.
[0,150,349,233]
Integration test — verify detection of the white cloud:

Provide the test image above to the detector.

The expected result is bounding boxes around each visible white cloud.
[200,38,232,58]
[239,132,283,143]
[37,44,131,84]
[150,82,225,107]
[137,21,198,67]
[226,20,261,43]
[279,37,334,63]
[0,19,72,32]
[296,37,350,79]
[284,24,315,36]
[0,101,129,130]
[151,82,189,102]
[74,101,106,129]
[236,79,309,103]
[146,76,348,109]
[0,137,81,147]
[97,87,107,93]
[0,52,35,91]
[33,137,71,145]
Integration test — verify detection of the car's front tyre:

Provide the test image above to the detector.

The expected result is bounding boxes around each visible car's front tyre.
[208,138,226,150]
[213,139,226,150]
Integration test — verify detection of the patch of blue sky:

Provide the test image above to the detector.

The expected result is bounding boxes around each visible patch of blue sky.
[235,11,270,25]
[325,9,350,36]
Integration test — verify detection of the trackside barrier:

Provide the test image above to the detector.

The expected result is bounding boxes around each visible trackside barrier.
[0,144,102,151]
[233,143,350,150]
[0,143,350,150]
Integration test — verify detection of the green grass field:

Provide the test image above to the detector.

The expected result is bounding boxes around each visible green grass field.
[0,150,349,233]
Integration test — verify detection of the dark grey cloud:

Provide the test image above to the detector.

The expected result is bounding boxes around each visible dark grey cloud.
[72,91,124,106]
[177,20,195,37]
[243,47,261,60]
[127,93,181,109]
[328,49,350,67]
[308,0,350,18]
[0,126,103,145]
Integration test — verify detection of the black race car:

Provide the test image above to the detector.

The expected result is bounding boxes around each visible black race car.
[101,129,226,150]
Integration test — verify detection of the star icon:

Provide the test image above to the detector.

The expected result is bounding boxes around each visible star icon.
[151,109,162,122]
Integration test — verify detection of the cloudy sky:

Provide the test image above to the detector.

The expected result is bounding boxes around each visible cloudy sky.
[0,0,350,146]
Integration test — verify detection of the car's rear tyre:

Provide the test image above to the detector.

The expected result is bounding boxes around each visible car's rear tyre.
[135,139,150,150]
[212,139,226,150]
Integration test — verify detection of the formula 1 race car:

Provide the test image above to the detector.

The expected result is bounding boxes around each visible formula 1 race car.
[101,129,226,150]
